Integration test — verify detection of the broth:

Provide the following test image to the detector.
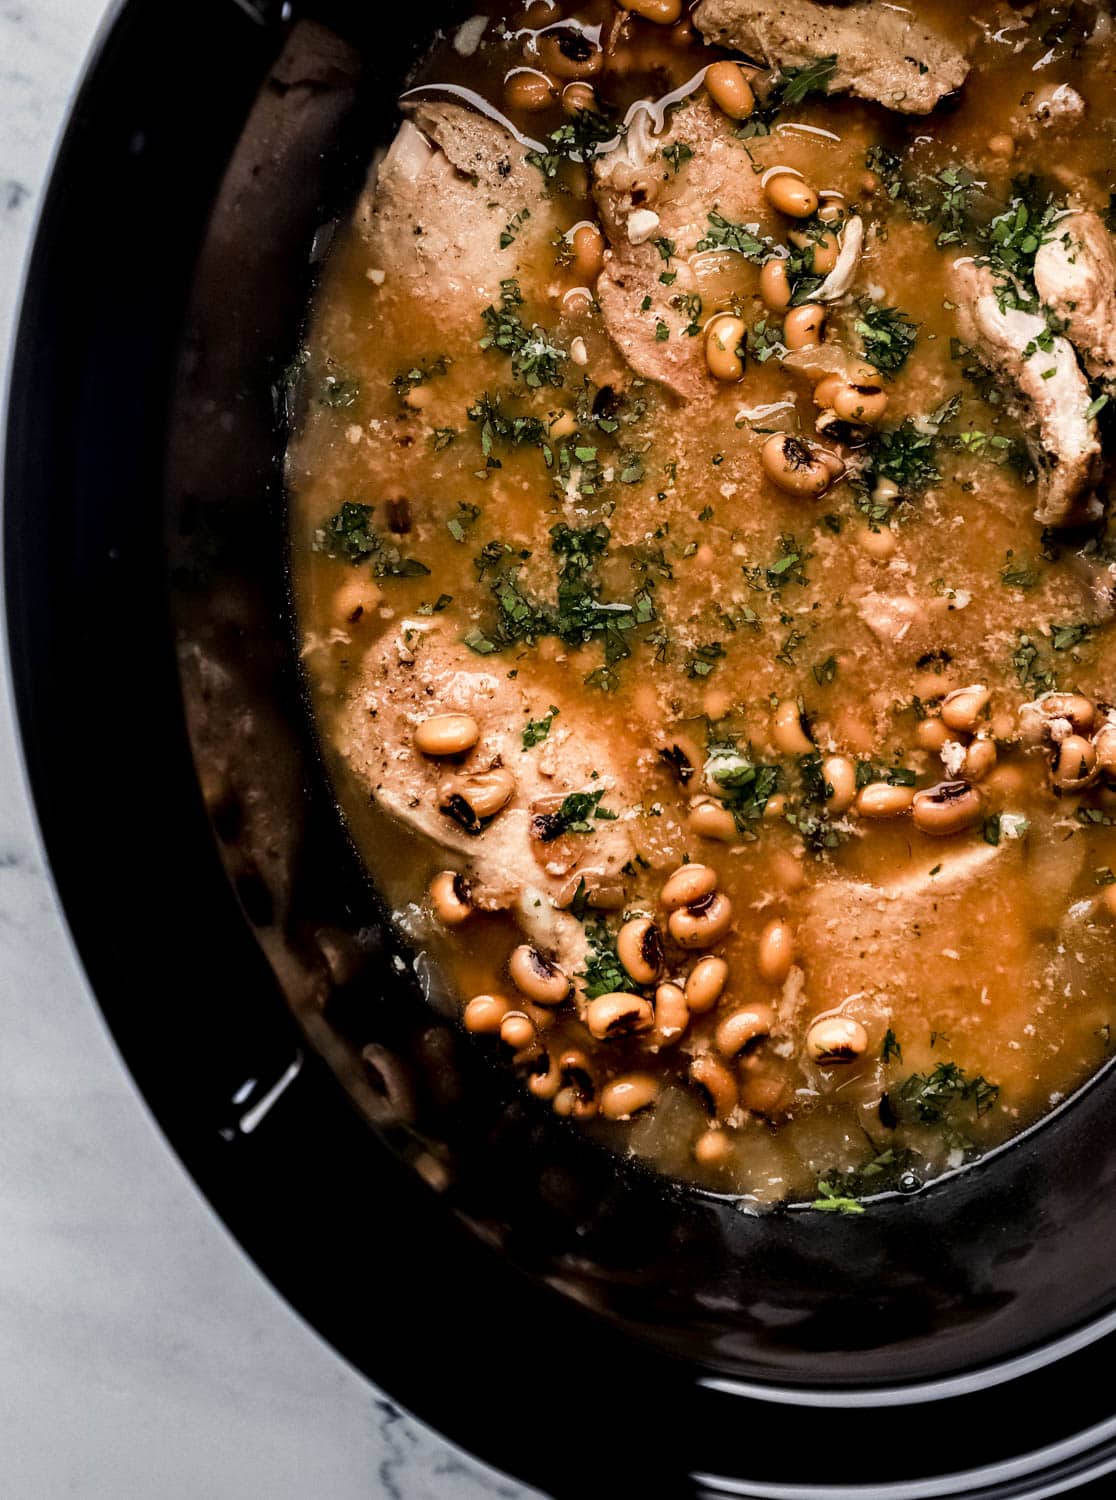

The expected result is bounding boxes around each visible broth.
[287,0,1116,1203]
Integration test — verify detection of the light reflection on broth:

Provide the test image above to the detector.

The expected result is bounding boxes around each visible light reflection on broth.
[287,0,1116,1204]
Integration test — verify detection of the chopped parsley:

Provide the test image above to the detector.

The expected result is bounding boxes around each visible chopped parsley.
[895,1061,1000,1149]
[318,502,429,577]
[467,393,547,459]
[661,141,694,175]
[1000,552,1042,590]
[865,418,941,493]
[391,357,449,401]
[526,109,622,179]
[499,207,531,249]
[855,304,919,375]
[695,211,770,263]
[532,787,616,842]
[577,918,629,1000]
[882,1028,902,1064]
[522,706,559,749]
[321,372,361,408]
[480,279,566,389]
[777,54,838,105]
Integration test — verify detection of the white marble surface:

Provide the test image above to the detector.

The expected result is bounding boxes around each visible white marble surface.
[0,4,538,1496]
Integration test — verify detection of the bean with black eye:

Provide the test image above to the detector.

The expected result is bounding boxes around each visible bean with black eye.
[806,1015,868,1065]
[586,992,655,1040]
[689,1054,738,1120]
[508,944,571,1005]
[669,891,733,949]
[715,1004,776,1060]
[911,779,983,836]
[600,1073,659,1119]
[429,870,472,926]
[617,916,664,986]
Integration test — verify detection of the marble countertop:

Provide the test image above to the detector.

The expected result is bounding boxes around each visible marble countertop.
[0,4,537,1496]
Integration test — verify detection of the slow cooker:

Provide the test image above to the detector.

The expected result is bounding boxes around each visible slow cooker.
[7,2,1116,1494]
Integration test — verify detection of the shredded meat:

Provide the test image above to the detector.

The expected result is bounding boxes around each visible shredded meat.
[949,257,1102,528]
[692,0,970,114]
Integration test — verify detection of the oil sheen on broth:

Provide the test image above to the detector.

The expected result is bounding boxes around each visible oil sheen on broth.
[287,0,1116,1204]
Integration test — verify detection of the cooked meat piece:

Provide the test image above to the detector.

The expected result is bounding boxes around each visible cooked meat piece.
[591,97,769,399]
[797,841,1040,1090]
[334,618,638,980]
[949,258,1102,528]
[855,591,929,649]
[354,102,558,316]
[1034,210,1116,384]
[692,0,969,114]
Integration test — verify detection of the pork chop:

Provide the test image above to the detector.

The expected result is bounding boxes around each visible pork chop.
[949,258,1102,528]
[692,0,970,115]
[1034,209,1116,385]
[354,101,559,318]
[334,617,639,980]
[591,96,771,399]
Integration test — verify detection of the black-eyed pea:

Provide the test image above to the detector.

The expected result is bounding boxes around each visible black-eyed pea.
[499,1010,537,1051]
[694,1128,734,1167]
[688,799,738,842]
[536,31,603,78]
[705,314,747,382]
[571,222,606,282]
[508,944,571,1005]
[773,700,813,755]
[1096,720,1116,778]
[464,994,510,1035]
[757,918,795,984]
[600,1073,659,1120]
[764,169,818,219]
[833,380,888,425]
[761,433,842,498]
[661,862,717,910]
[764,793,788,820]
[527,1049,562,1100]
[759,257,792,312]
[617,916,665,986]
[504,68,559,112]
[652,981,690,1044]
[806,1014,868,1065]
[669,891,733,949]
[852,522,900,558]
[705,59,755,119]
[822,754,856,814]
[911,779,983,835]
[618,0,682,20]
[856,781,915,818]
[586,992,655,1040]
[558,1049,598,1118]
[334,575,382,624]
[1051,734,1098,792]
[1099,884,1116,921]
[548,409,578,440]
[516,0,560,21]
[415,712,480,757]
[988,132,1015,158]
[783,303,826,349]
[439,768,516,832]
[917,717,952,752]
[561,81,597,115]
[429,870,472,926]
[689,1053,738,1119]
[965,736,997,782]
[940,683,990,734]
[814,372,845,409]
[715,1003,776,1060]
[817,195,847,224]
[1020,691,1095,742]
[684,955,728,1014]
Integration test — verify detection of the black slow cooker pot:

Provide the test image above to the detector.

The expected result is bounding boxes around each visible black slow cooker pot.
[8,2,1116,1494]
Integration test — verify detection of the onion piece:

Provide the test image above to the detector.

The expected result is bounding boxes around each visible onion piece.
[815,215,864,302]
